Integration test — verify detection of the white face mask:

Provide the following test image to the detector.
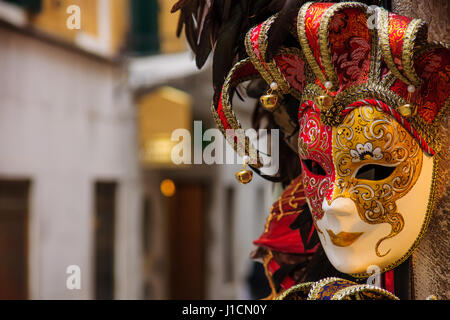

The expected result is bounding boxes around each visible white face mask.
[299,105,435,276]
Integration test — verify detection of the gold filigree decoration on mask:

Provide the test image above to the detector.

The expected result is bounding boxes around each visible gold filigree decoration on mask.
[331,106,423,257]
[298,138,309,159]
[298,110,334,221]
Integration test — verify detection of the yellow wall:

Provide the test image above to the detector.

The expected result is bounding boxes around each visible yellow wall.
[158,0,186,53]
[19,0,183,55]
[29,0,128,55]
[30,0,100,40]
[30,0,81,41]
[110,0,129,54]
[138,87,192,167]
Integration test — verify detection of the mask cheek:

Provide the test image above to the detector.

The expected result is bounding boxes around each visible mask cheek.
[298,109,335,221]
[325,177,336,203]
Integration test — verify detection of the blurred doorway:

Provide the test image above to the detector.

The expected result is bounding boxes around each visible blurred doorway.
[94,182,117,300]
[0,180,30,300]
[166,183,206,300]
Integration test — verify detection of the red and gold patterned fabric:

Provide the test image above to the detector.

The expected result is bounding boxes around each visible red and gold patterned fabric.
[254,176,319,254]
[211,1,449,161]
[253,176,320,298]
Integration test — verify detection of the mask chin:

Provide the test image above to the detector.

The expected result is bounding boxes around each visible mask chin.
[317,197,386,274]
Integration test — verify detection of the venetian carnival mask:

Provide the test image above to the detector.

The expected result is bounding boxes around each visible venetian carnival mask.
[210,2,449,277]
[298,103,433,274]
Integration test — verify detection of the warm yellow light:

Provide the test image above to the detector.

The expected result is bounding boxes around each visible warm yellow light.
[160,179,176,197]
[138,86,192,168]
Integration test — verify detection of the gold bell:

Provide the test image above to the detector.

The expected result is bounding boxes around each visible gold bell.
[315,95,334,110]
[398,85,417,117]
[260,94,278,111]
[315,81,334,110]
[260,82,279,111]
[398,103,415,117]
[235,156,253,184]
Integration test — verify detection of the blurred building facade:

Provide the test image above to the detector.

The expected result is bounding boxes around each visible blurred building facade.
[0,0,272,300]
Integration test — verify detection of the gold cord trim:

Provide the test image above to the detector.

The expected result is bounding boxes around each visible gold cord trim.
[402,18,427,86]
[245,27,275,88]
[276,282,314,300]
[259,15,291,94]
[378,8,412,86]
[216,58,264,167]
[332,284,399,300]
[297,2,328,85]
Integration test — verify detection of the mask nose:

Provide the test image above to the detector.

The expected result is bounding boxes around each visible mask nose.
[326,178,355,205]
[322,197,358,217]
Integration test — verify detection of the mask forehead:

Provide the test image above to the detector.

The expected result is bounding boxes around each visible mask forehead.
[334,106,422,170]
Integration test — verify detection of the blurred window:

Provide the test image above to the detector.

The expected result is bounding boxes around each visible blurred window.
[224,186,235,284]
[0,179,30,300]
[167,183,206,299]
[3,0,41,13]
[142,196,152,255]
[141,195,153,299]
[255,186,266,237]
[94,181,117,300]
[129,0,159,55]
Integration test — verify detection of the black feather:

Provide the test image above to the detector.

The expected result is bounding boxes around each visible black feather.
[272,262,307,291]
[171,0,191,13]
[173,0,302,100]
[306,229,320,250]
[212,2,245,95]
[195,9,214,68]
[266,0,303,61]
[289,204,319,250]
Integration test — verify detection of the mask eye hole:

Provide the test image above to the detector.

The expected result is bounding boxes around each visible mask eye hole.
[302,159,327,176]
[355,164,396,181]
